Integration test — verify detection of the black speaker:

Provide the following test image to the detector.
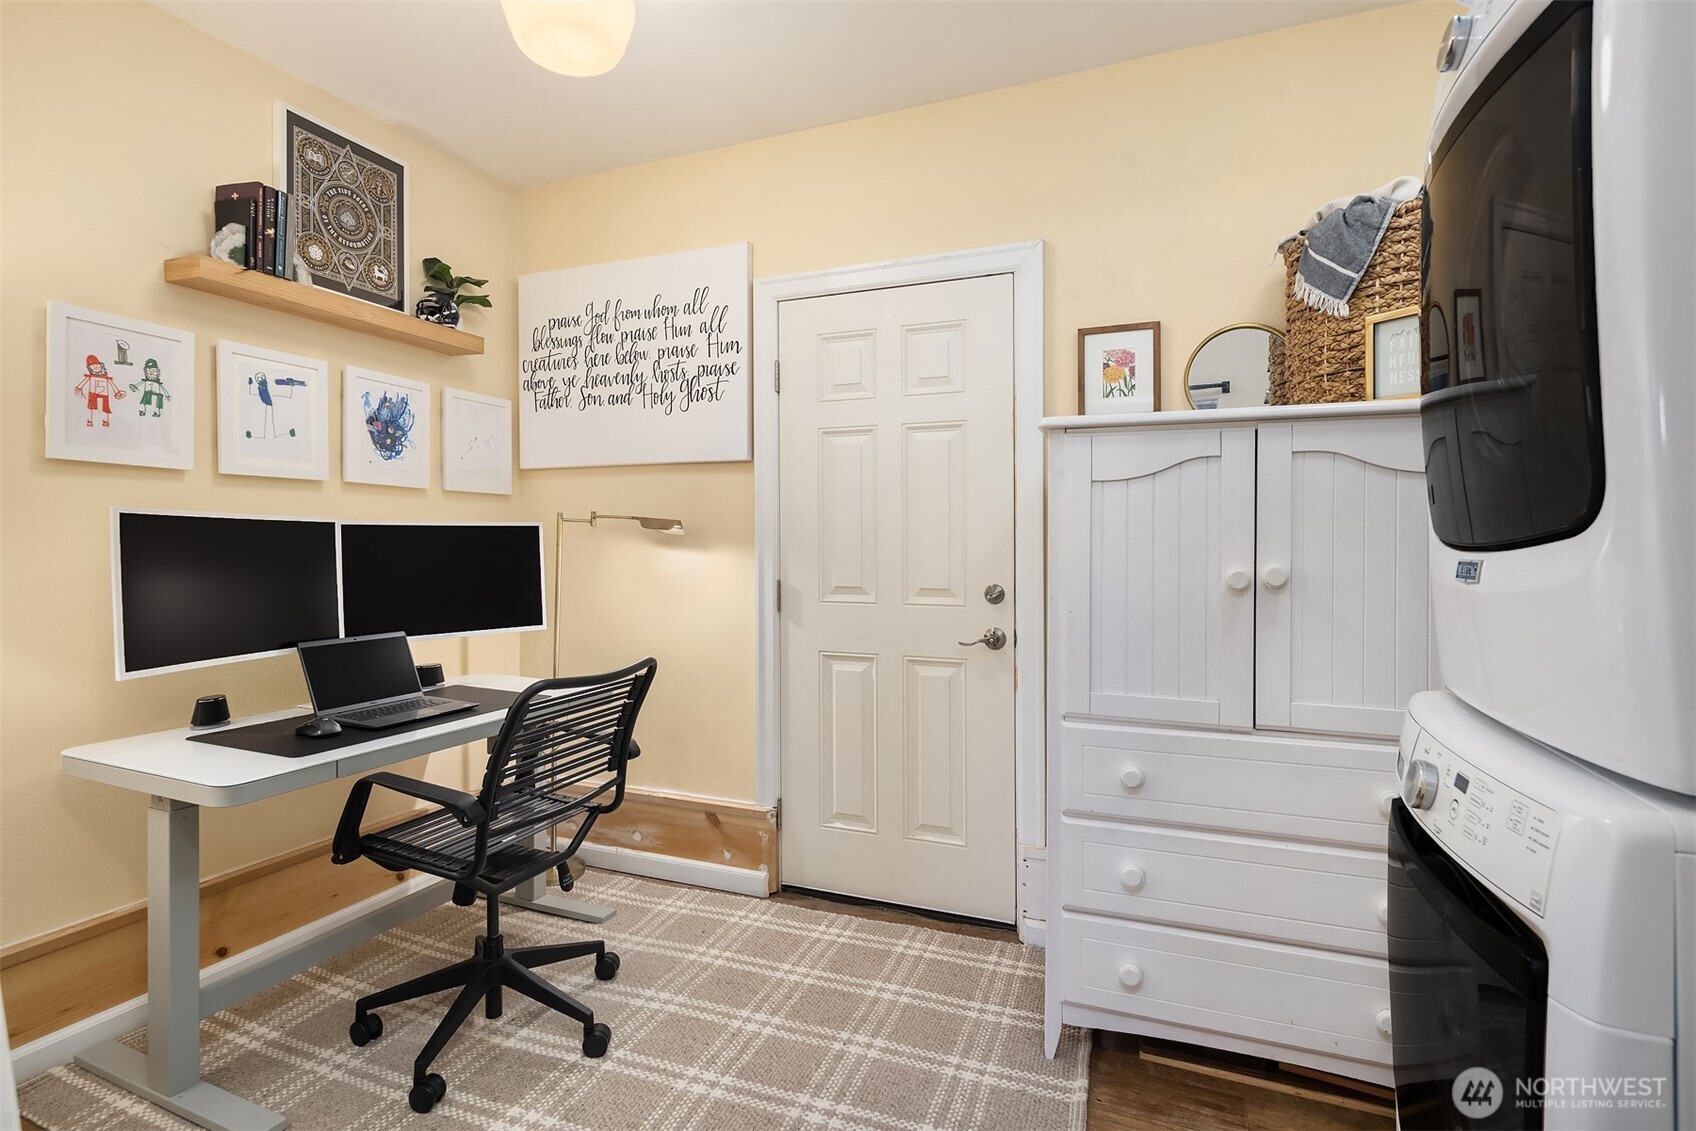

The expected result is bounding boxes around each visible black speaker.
[416,663,445,688]
[190,694,230,729]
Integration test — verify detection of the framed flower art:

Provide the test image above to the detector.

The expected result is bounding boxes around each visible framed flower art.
[1078,322,1161,415]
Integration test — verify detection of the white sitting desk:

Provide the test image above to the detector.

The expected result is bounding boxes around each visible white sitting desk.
[60,673,606,1131]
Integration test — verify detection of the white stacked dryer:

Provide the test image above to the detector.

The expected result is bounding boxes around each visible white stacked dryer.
[1394,1,1696,1128]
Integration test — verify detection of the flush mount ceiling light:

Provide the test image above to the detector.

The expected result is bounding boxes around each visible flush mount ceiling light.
[500,0,636,77]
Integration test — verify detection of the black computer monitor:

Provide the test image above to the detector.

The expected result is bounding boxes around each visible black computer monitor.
[339,522,546,639]
[113,509,342,679]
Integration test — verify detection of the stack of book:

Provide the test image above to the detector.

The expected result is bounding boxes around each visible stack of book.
[214,182,295,278]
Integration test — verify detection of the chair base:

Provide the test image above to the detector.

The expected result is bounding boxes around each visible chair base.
[349,928,619,1114]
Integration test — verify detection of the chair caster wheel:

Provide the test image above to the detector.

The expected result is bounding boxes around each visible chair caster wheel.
[595,951,620,981]
[409,1073,447,1113]
[583,1022,612,1058]
[348,1013,383,1047]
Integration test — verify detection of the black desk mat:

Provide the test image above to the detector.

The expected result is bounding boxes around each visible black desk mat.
[185,685,519,758]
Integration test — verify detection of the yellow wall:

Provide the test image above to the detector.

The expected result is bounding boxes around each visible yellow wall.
[0,1,522,944]
[516,1,1452,800]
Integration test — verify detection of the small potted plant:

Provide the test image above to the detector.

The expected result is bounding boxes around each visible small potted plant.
[415,258,492,327]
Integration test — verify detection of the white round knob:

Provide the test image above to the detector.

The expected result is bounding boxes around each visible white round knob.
[1226,568,1251,592]
[1377,900,1389,927]
[1376,1008,1393,1038]
[1379,791,1396,818]
[1120,864,1146,891]
[1261,564,1290,590]
[1118,963,1144,990]
[1120,767,1145,790]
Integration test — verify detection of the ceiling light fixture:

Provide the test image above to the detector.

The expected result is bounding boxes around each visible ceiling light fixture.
[500,0,636,78]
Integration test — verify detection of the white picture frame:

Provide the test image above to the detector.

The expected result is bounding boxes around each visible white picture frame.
[517,242,752,468]
[215,340,330,480]
[343,366,430,489]
[47,303,195,469]
[442,388,513,495]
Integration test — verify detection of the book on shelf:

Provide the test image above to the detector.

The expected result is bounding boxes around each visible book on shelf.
[213,181,264,272]
[260,186,278,277]
[275,189,289,278]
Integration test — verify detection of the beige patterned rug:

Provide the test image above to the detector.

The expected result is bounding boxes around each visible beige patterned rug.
[19,873,1088,1130]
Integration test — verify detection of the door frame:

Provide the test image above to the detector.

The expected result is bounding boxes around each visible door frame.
[752,241,1046,931]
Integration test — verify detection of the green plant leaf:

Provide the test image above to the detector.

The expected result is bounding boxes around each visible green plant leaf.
[426,261,455,284]
[422,256,444,274]
[457,295,493,308]
[458,276,489,288]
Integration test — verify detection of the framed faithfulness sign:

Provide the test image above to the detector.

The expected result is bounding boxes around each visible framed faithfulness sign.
[518,243,752,468]
[1364,306,1423,400]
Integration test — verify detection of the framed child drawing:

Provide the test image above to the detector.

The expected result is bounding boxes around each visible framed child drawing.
[46,303,195,469]
[215,340,330,480]
[344,366,430,489]
[1078,321,1161,415]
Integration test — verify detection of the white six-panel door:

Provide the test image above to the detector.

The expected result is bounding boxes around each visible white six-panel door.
[1073,428,1256,729]
[778,275,1016,922]
[1255,421,1432,739]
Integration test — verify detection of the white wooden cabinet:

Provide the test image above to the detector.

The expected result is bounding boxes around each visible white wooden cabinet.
[1043,403,1429,1087]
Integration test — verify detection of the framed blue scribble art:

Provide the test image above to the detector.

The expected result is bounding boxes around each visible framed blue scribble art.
[343,366,430,489]
[216,340,329,480]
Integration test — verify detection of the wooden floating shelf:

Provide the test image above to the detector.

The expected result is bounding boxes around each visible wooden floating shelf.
[162,255,485,357]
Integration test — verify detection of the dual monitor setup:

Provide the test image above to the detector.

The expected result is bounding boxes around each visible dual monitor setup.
[112,512,546,698]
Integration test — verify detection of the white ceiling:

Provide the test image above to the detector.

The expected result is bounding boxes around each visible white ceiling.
[154,0,1403,188]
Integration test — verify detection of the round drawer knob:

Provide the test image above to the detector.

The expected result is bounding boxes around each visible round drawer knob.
[1226,568,1251,592]
[1376,1008,1393,1038]
[1119,864,1146,891]
[1379,791,1396,818]
[1261,564,1290,590]
[1118,963,1144,990]
[1377,900,1389,927]
[1120,767,1145,790]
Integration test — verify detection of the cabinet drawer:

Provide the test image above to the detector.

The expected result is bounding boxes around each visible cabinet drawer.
[1061,721,1396,848]
[1060,819,1388,956]
[1058,911,1393,1068]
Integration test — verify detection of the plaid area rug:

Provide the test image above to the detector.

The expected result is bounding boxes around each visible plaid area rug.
[19,873,1088,1130]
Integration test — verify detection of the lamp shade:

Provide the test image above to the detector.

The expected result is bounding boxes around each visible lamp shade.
[500,0,636,77]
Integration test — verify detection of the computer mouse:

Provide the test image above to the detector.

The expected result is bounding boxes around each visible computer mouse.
[295,716,342,738]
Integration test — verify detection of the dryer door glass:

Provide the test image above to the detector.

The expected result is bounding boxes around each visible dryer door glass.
[1420,3,1600,551]
[1388,801,1549,1129]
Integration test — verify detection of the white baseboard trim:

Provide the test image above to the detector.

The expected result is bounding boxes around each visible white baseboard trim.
[9,875,445,1084]
[1019,916,1048,949]
[578,844,769,898]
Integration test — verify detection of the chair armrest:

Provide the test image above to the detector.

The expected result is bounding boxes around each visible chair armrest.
[331,772,486,865]
[364,772,486,823]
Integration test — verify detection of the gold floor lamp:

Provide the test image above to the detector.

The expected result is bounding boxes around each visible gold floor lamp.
[552,511,685,677]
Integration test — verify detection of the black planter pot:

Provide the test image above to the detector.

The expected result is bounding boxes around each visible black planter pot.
[415,292,461,327]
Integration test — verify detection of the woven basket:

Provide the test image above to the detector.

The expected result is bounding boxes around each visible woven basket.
[1273,197,1422,405]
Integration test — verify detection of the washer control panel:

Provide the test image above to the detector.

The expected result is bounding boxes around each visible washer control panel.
[1400,727,1562,917]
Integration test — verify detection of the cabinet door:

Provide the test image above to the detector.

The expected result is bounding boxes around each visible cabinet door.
[1256,419,1432,738]
[1071,428,1255,729]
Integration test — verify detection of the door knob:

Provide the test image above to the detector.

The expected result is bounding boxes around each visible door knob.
[1261,564,1290,590]
[1226,569,1251,592]
[984,583,1006,605]
[958,627,1007,650]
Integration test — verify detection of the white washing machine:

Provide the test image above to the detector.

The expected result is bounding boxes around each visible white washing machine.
[1389,691,1695,1129]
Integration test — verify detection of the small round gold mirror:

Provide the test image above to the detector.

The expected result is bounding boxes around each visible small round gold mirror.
[1183,323,1285,410]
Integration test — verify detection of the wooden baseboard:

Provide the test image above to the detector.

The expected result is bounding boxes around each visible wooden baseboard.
[2,788,778,1046]
[585,787,778,892]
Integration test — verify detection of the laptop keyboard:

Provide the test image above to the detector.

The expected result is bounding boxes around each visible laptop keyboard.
[337,696,455,723]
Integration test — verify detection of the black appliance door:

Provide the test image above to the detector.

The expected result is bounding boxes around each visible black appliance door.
[1420,2,1601,551]
[1388,800,1549,1129]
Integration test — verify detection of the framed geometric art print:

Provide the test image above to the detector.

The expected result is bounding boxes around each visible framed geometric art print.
[277,104,406,311]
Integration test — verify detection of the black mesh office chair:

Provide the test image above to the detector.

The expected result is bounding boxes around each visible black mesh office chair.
[330,658,657,1114]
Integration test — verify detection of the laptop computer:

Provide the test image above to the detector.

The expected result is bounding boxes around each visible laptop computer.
[296,633,477,730]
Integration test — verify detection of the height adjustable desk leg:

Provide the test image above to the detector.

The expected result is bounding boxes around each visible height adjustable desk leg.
[500,832,616,924]
[74,797,288,1131]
